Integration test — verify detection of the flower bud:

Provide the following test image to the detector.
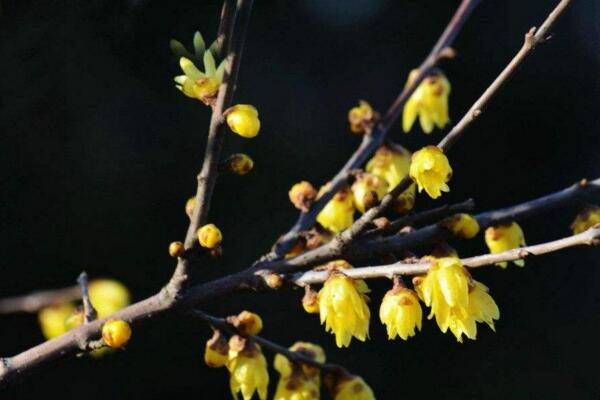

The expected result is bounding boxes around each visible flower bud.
[351,172,388,213]
[169,241,185,257]
[302,286,319,314]
[484,222,526,268]
[38,303,76,339]
[288,181,317,212]
[348,100,379,134]
[197,223,223,249]
[225,153,254,175]
[226,104,261,138]
[102,319,132,348]
[205,329,229,368]
[265,273,283,289]
[185,196,196,219]
[441,213,480,239]
[89,279,131,319]
[228,310,263,335]
[571,206,600,234]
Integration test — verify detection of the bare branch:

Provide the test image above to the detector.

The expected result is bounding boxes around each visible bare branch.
[0,286,81,314]
[77,272,97,324]
[292,226,600,285]
[193,310,345,373]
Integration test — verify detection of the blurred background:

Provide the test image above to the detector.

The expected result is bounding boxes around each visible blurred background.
[1,0,600,398]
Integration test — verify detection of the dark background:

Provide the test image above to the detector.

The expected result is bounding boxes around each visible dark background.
[1,0,600,398]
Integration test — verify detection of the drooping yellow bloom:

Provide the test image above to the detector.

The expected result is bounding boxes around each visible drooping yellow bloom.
[316,186,355,233]
[227,337,269,400]
[226,104,261,138]
[484,222,526,268]
[326,373,375,400]
[414,258,500,342]
[442,213,480,239]
[273,342,325,400]
[38,303,76,339]
[348,100,378,134]
[197,223,223,249]
[205,329,229,368]
[102,319,132,348]
[379,287,422,340]
[409,146,452,199]
[365,144,415,214]
[351,173,388,213]
[318,272,370,348]
[175,51,225,105]
[402,69,451,134]
[571,206,600,234]
[88,279,131,319]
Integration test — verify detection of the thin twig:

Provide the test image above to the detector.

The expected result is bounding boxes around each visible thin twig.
[193,310,344,373]
[169,0,254,291]
[292,226,600,285]
[77,272,97,324]
[0,286,81,314]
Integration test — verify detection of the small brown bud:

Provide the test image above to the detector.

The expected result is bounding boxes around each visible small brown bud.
[265,273,283,289]
[209,245,223,258]
[373,217,390,229]
[289,181,317,212]
[302,286,319,314]
[224,153,254,175]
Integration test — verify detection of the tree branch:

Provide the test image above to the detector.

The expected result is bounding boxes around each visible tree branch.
[77,272,97,324]
[169,0,254,291]
[193,310,345,373]
[292,226,600,285]
[0,286,81,314]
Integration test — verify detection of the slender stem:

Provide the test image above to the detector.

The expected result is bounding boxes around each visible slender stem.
[169,0,254,291]
[193,310,344,373]
[0,286,81,314]
[77,272,97,324]
[292,226,600,285]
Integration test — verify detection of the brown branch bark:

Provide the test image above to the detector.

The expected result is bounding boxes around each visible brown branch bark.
[292,226,600,285]
[0,286,81,314]
[193,310,345,373]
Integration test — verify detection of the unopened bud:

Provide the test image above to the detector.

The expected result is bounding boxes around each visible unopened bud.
[289,181,317,212]
[197,224,223,249]
[225,153,254,175]
[169,241,185,257]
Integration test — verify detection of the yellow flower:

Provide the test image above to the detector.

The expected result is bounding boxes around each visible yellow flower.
[185,196,196,218]
[316,186,355,233]
[289,181,317,212]
[274,342,325,400]
[484,222,526,268]
[402,69,451,134]
[366,145,415,214]
[197,223,223,249]
[414,258,500,342]
[379,287,422,340]
[88,279,131,319]
[326,373,375,400]
[571,206,600,234]
[205,329,229,368]
[226,104,261,138]
[409,146,452,199]
[414,257,470,336]
[351,173,388,213]
[175,51,225,105]
[348,100,378,134]
[227,337,269,400]
[38,303,76,339]
[102,319,132,348]
[318,272,370,348]
[442,213,480,239]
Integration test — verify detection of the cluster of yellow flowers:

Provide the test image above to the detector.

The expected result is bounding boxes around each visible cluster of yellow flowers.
[38,279,131,341]
[300,257,500,345]
[204,310,374,399]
